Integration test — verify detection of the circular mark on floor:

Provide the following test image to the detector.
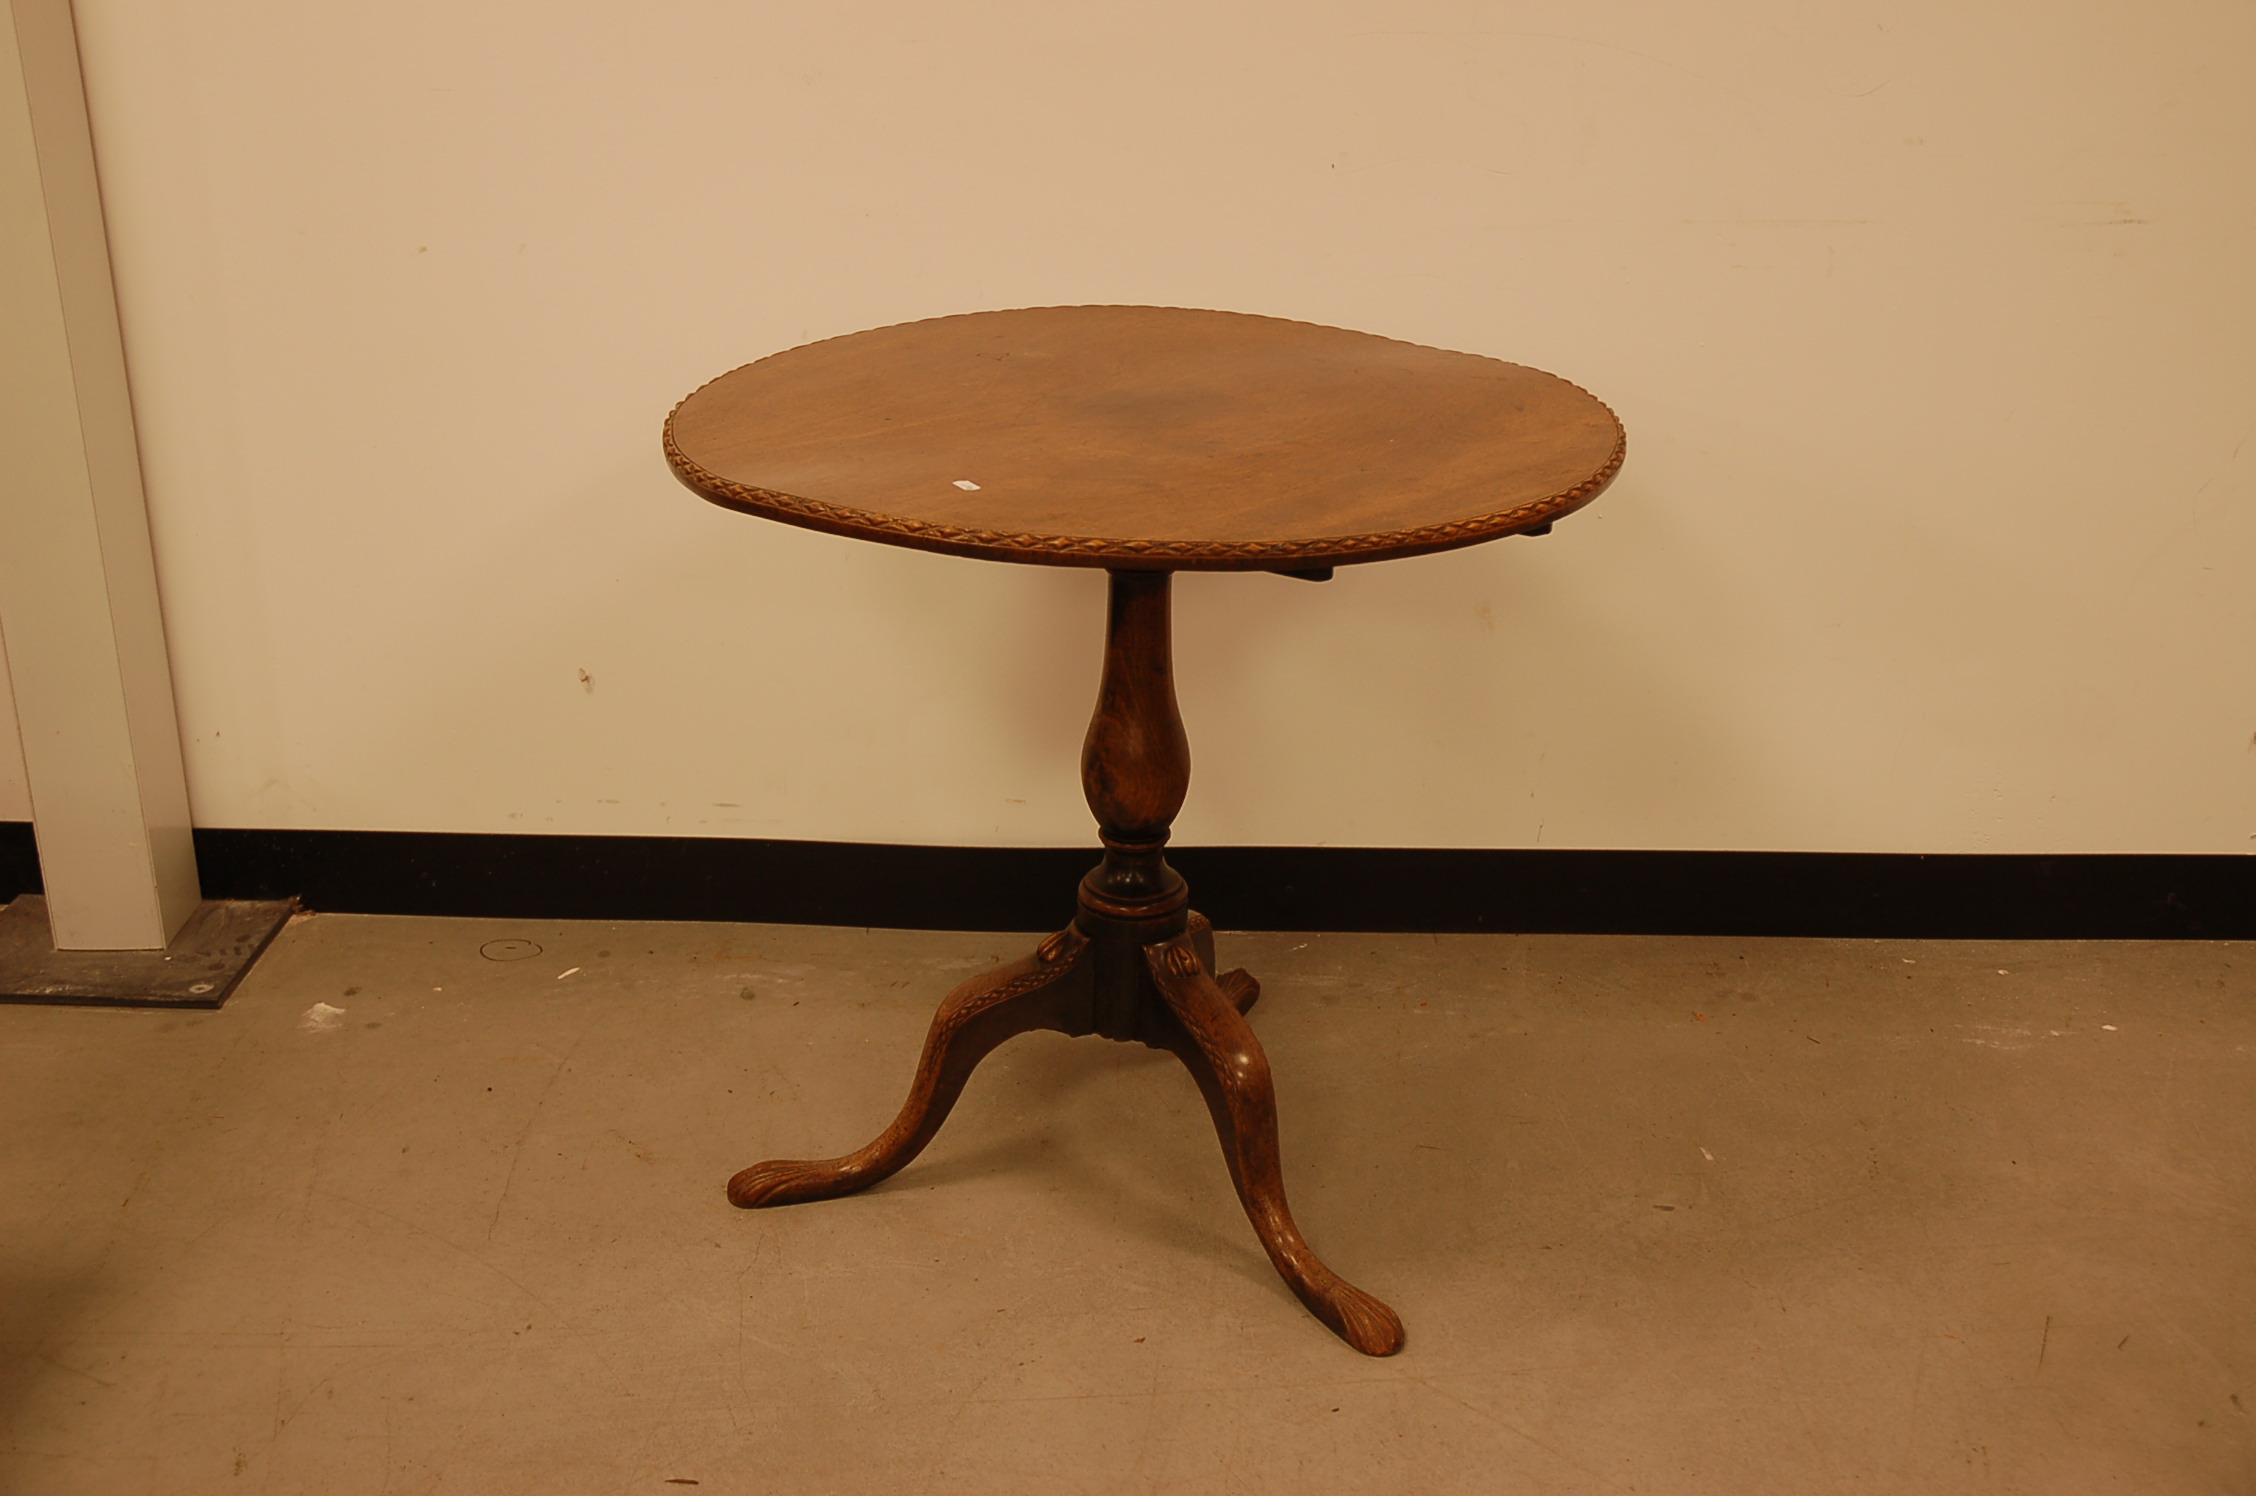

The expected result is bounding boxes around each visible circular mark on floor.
[480,938,544,961]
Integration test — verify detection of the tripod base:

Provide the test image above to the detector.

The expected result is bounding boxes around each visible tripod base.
[727,910,1404,1357]
[731,568,1403,1355]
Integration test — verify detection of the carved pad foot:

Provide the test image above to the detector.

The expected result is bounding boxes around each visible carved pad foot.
[728,1156,872,1209]
[1281,1255,1407,1356]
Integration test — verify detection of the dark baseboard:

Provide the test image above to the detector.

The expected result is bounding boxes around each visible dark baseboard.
[2,821,2249,938]
[0,822,35,904]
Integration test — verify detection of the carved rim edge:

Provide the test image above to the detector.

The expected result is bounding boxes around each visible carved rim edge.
[659,307,1626,569]
[663,420,1624,569]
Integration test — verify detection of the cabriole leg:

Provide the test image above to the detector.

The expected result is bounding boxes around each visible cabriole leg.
[727,926,1091,1208]
[1144,932,1405,1356]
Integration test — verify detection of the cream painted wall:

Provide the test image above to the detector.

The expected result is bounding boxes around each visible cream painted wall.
[51,0,2256,852]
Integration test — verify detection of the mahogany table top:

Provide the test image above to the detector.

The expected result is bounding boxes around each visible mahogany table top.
[664,305,1623,570]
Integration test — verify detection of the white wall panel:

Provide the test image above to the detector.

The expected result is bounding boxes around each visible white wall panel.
[56,0,2256,851]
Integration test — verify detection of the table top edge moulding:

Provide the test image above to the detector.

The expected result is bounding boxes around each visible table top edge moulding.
[662,304,1625,570]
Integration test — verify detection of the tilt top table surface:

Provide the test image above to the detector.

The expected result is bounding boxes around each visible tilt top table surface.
[664,306,1624,1356]
[664,304,1623,570]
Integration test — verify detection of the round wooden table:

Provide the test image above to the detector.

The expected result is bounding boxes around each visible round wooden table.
[665,305,1624,1355]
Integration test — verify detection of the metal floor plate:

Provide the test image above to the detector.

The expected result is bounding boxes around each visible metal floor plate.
[0,895,296,1007]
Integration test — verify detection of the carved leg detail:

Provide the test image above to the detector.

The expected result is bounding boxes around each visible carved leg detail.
[1187,910,1259,1015]
[1143,934,1405,1356]
[728,926,1091,1209]
[1217,967,1260,1016]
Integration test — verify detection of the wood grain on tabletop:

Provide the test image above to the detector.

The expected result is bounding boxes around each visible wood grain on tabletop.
[664,304,1624,569]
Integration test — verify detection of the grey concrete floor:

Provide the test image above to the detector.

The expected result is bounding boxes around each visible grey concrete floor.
[0,914,2249,1494]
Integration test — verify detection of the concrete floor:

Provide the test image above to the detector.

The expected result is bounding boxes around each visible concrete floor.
[0,915,2249,1494]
